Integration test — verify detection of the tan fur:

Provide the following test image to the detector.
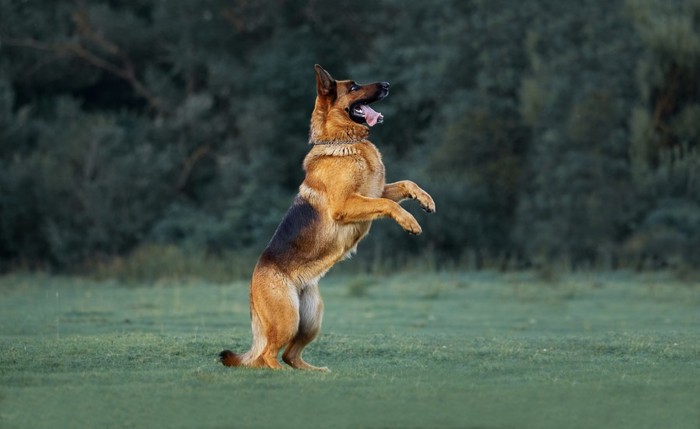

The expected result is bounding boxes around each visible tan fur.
[220,65,435,371]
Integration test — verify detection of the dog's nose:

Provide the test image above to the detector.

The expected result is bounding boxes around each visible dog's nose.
[380,82,390,90]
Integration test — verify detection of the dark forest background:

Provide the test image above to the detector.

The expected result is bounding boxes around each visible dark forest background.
[1,0,699,278]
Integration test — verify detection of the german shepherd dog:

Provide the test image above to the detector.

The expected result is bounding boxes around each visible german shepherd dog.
[219,65,435,371]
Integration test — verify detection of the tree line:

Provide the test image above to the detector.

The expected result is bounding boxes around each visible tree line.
[1,0,699,274]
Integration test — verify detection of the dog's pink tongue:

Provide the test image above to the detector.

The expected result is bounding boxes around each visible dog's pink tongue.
[360,105,383,127]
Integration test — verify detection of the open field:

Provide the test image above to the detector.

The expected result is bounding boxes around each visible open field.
[1,271,699,429]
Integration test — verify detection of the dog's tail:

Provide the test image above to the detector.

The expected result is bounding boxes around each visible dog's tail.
[219,307,266,368]
[219,349,244,366]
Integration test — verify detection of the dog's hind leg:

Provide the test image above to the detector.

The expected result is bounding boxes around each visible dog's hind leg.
[283,282,329,371]
[249,270,301,369]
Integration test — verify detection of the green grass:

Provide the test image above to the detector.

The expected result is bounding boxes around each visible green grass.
[1,271,699,429]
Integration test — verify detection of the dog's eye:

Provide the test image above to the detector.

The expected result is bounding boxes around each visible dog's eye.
[349,84,360,92]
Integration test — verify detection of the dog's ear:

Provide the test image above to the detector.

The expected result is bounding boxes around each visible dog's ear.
[315,64,336,97]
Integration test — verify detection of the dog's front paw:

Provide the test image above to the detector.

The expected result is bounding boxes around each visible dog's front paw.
[397,212,422,235]
[405,223,423,235]
[417,192,436,213]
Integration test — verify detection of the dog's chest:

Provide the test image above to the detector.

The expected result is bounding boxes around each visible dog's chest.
[356,146,385,198]
[305,142,386,197]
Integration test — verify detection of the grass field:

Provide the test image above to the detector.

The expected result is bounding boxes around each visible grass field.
[1,271,699,429]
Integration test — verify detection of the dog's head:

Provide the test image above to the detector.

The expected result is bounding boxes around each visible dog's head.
[310,65,389,144]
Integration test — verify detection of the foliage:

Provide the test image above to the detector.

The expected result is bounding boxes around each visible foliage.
[625,0,700,269]
[1,0,699,272]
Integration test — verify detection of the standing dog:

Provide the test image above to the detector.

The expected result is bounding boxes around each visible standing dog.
[219,65,435,370]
